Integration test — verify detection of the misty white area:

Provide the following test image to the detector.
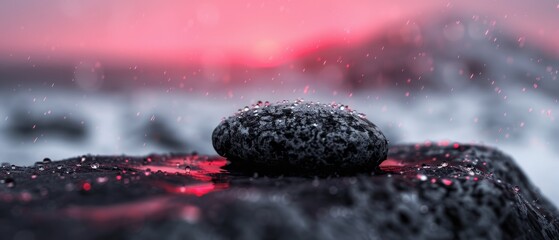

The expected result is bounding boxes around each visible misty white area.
[0,84,558,206]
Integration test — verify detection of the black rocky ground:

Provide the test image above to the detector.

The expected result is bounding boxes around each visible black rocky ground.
[0,143,558,240]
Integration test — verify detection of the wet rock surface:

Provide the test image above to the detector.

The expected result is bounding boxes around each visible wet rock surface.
[0,143,558,240]
[212,100,388,174]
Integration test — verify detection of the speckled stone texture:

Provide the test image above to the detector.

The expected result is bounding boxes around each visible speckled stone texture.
[212,100,388,174]
[0,144,558,240]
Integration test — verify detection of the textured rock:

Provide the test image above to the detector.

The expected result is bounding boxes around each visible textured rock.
[212,100,388,174]
[0,144,557,240]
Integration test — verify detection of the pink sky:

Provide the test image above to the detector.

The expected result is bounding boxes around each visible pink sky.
[1,0,558,66]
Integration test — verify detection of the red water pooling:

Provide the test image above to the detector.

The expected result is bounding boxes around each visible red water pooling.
[125,156,230,196]
[379,156,444,173]
[378,158,405,172]
[61,155,229,224]
[133,157,228,183]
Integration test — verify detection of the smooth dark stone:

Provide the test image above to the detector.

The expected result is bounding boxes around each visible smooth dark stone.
[212,100,388,174]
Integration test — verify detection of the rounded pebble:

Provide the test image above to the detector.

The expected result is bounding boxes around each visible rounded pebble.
[212,100,388,174]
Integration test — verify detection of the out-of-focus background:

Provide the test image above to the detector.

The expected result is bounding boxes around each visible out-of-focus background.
[1,1,558,204]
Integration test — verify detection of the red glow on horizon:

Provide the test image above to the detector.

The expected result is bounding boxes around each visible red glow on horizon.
[2,1,557,67]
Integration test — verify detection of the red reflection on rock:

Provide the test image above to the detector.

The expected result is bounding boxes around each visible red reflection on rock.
[134,157,228,183]
[61,155,229,225]
[441,179,453,186]
[131,156,230,196]
[161,182,230,197]
[379,158,404,172]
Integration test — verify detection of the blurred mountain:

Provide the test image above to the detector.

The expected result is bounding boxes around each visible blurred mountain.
[1,14,557,96]
[293,15,558,97]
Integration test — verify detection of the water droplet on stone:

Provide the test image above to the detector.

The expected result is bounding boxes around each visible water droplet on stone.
[417,174,428,181]
[57,165,62,170]
[91,163,99,169]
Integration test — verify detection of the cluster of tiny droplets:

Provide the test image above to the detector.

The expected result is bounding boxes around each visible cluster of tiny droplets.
[228,99,368,120]
[326,102,366,118]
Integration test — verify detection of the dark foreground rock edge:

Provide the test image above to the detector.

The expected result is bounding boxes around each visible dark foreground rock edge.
[0,144,557,240]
